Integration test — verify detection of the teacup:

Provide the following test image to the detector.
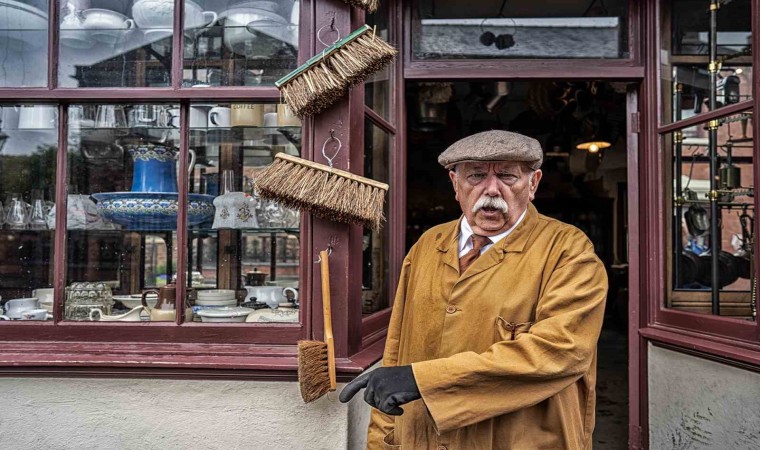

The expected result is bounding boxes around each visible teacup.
[208,106,231,127]
[20,309,51,321]
[4,297,40,319]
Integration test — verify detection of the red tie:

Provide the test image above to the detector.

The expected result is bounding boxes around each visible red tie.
[459,234,491,273]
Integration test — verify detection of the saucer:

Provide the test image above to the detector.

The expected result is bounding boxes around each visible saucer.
[91,192,215,230]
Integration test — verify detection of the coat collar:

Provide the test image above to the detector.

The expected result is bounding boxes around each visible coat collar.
[436,203,541,277]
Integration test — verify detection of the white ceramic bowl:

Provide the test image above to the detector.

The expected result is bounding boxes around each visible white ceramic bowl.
[221,5,291,57]
[132,0,216,30]
[197,306,254,322]
[195,298,237,307]
[0,0,48,51]
[81,9,135,44]
[196,289,236,299]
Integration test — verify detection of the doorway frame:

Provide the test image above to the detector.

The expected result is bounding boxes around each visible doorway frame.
[393,2,648,447]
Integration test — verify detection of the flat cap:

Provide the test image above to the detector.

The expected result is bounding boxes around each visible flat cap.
[437,130,543,170]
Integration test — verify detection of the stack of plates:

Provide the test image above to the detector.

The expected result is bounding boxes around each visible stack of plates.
[196,289,237,307]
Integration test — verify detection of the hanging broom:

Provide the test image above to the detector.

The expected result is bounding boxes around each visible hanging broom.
[275,24,397,118]
[298,249,336,403]
[340,0,379,13]
[254,134,389,230]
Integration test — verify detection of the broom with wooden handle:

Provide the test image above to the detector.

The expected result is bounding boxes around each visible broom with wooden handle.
[298,249,336,402]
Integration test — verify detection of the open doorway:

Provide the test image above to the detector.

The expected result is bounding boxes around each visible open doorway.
[405,80,630,448]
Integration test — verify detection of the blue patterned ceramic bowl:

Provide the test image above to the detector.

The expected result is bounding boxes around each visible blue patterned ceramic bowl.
[91,192,215,230]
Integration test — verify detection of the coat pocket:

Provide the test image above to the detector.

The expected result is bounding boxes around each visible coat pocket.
[496,316,534,341]
[382,430,401,449]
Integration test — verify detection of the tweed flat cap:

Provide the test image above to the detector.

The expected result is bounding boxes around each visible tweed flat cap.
[438,130,543,170]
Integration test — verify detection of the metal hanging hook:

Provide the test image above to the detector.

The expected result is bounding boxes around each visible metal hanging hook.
[321,129,342,168]
[317,14,341,48]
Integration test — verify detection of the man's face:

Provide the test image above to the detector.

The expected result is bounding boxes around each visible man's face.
[449,161,542,236]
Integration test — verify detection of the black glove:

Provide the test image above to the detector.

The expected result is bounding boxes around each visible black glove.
[338,365,421,415]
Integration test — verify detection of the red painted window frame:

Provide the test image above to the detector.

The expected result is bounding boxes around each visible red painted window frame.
[0,0,390,378]
[637,0,760,367]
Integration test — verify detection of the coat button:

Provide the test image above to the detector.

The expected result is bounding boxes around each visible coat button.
[446,305,456,314]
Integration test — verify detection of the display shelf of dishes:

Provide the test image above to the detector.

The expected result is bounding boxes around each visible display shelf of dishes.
[55,0,298,59]
[0,289,54,321]
[90,143,215,231]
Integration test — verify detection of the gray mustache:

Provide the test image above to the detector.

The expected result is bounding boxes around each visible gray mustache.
[472,196,509,214]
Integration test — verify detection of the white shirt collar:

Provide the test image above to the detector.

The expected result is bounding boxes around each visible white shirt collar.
[458,208,528,256]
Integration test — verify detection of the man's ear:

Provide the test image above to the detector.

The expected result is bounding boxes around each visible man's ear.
[528,169,542,201]
[448,170,459,201]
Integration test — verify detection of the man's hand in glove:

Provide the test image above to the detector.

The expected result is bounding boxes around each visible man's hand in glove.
[338,365,421,415]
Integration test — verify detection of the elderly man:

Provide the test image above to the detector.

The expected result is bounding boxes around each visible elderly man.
[339,130,608,450]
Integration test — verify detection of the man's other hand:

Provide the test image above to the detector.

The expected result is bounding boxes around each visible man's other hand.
[338,365,421,415]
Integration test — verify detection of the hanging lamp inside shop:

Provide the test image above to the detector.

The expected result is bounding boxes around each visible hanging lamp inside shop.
[576,140,611,154]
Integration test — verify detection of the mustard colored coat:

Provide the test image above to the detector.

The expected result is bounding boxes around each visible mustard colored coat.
[366,204,608,450]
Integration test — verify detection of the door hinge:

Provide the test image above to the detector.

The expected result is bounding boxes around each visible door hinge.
[629,424,643,449]
[630,112,641,134]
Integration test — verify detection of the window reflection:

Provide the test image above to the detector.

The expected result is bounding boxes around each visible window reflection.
[188,102,302,324]
[661,0,752,124]
[0,104,57,319]
[412,0,629,60]
[668,111,756,319]
[362,118,390,314]
[0,0,48,87]
[183,0,299,87]
[365,0,391,119]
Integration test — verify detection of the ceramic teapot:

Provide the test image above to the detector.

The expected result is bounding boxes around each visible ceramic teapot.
[141,283,194,322]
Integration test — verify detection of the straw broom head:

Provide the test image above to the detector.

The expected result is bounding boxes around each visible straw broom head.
[254,153,389,231]
[277,26,397,118]
[340,0,379,13]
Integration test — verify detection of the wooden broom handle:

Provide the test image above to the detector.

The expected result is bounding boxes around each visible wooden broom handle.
[274,153,390,191]
[320,250,337,390]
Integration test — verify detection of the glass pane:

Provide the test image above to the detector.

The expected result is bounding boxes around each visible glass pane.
[182,0,298,87]
[365,0,391,120]
[667,110,756,320]
[58,1,173,87]
[187,101,302,324]
[660,0,752,124]
[0,0,48,86]
[65,103,183,322]
[0,103,57,321]
[670,0,750,56]
[362,118,390,314]
[412,0,628,60]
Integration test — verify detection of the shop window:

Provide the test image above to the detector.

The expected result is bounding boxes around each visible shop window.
[365,0,391,120]
[182,0,298,87]
[660,0,752,125]
[362,118,391,314]
[59,102,301,324]
[411,0,629,60]
[0,104,58,311]
[188,101,301,324]
[666,109,756,320]
[58,0,299,87]
[0,1,48,87]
